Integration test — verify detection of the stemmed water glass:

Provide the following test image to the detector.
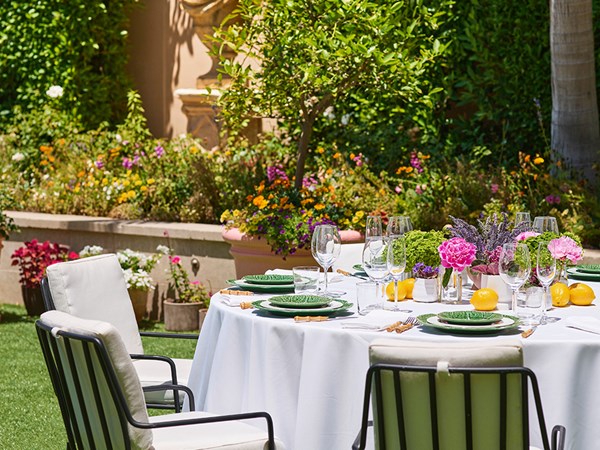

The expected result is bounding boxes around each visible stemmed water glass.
[311,225,342,297]
[515,212,532,230]
[533,216,559,234]
[386,216,413,236]
[386,235,407,311]
[365,215,383,242]
[498,242,531,315]
[362,238,389,309]
[537,241,558,324]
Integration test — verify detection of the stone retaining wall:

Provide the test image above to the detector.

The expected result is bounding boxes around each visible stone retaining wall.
[0,211,235,316]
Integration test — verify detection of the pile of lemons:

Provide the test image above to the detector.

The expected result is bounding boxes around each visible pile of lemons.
[385,278,415,301]
[469,282,596,311]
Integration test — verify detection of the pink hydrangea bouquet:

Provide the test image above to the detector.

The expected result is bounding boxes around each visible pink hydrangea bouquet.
[548,236,583,264]
[438,237,477,272]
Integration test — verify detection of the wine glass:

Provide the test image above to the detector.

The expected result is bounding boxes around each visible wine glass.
[515,212,532,230]
[499,242,532,320]
[537,241,558,324]
[311,225,342,297]
[365,215,383,242]
[532,216,559,234]
[387,235,407,311]
[362,238,389,309]
[386,216,413,236]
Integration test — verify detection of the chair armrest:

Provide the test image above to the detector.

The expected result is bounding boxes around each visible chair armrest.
[552,425,566,450]
[143,384,195,411]
[139,331,199,340]
[132,411,276,450]
[130,353,181,411]
[352,420,373,450]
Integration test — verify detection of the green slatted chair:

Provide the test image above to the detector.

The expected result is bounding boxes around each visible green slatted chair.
[354,339,566,450]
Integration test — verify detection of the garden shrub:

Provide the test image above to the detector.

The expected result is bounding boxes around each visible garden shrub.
[0,0,137,130]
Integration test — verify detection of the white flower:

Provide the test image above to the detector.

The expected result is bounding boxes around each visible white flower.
[341,114,351,126]
[11,152,25,162]
[122,268,154,290]
[323,106,335,121]
[156,245,170,255]
[80,245,104,258]
[46,85,64,98]
[115,133,122,143]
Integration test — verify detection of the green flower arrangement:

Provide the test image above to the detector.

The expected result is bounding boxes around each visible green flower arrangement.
[404,230,447,275]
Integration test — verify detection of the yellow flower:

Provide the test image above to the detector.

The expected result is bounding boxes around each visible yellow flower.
[314,203,325,210]
[333,152,341,159]
[533,157,544,165]
[190,146,199,154]
[147,178,155,185]
[316,147,325,154]
[127,190,136,199]
[140,186,148,192]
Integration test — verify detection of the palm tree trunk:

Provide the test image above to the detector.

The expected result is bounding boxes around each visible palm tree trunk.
[550,0,600,190]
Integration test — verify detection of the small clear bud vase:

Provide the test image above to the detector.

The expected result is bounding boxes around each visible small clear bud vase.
[441,268,463,304]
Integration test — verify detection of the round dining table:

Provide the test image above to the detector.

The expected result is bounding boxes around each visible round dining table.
[186,274,600,450]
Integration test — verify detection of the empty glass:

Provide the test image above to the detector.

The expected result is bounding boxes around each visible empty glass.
[311,225,342,297]
[386,216,413,236]
[499,242,532,322]
[293,266,321,295]
[386,235,407,311]
[362,238,389,309]
[365,215,383,242]
[515,212,532,229]
[537,242,558,324]
[356,281,380,315]
[532,216,559,234]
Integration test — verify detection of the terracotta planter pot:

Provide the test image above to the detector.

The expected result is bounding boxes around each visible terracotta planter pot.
[128,288,149,323]
[222,227,363,278]
[22,285,46,316]
[164,299,206,332]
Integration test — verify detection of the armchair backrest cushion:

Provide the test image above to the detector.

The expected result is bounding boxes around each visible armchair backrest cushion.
[369,338,525,450]
[39,310,153,449]
[46,254,144,355]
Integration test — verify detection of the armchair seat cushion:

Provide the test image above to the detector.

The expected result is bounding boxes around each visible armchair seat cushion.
[151,411,286,450]
[133,357,193,404]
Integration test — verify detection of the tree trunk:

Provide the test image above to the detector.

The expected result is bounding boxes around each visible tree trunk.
[294,115,316,190]
[550,0,600,190]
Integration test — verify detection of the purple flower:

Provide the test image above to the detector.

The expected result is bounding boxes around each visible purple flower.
[122,158,133,169]
[545,194,561,205]
[95,160,104,169]
[353,153,364,167]
[410,151,424,174]
[491,184,499,194]
[267,165,288,182]
[155,145,165,158]
[133,154,141,166]
[412,263,439,279]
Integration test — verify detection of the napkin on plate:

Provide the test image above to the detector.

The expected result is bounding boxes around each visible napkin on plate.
[220,294,253,307]
[341,310,411,330]
[564,316,600,335]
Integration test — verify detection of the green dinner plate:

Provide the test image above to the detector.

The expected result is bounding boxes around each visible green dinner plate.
[437,311,504,326]
[567,268,600,282]
[352,264,368,276]
[252,299,353,317]
[242,274,295,285]
[417,313,520,334]
[227,279,294,293]
[268,295,331,309]
[576,264,600,274]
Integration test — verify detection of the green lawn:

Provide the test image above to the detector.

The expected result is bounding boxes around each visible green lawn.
[0,304,197,449]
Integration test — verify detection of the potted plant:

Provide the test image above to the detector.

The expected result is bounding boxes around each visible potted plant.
[11,240,78,316]
[158,245,211,332]
[449,214,527,302]
[404,230,446,302]
[220,158,379,277]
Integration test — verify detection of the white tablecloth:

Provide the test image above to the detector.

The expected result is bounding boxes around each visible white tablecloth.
[186,276,600,450]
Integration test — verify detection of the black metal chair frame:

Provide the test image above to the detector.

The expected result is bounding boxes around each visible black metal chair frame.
[354,363,566,450]
[36,319,276,450]
[41,277,196,412]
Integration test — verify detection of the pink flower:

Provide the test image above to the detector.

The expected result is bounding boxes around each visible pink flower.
[415,185,423,195]
[491,184,499,194]
[438,237,477,272]
[548,236,583,263]
[170,255,181,264]
[516,231,540,241]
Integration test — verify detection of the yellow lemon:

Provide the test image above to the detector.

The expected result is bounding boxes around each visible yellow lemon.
[470,288,499,311]
[400,278,416,299]
[386,281,407,301]
[550,282,570,307]
[569,283,596,306]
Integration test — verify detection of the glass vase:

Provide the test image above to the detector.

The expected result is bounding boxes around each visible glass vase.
[441,268,463,304]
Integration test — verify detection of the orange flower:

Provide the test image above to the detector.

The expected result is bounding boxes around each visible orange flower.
[533,157,544,165]
[252,195,268,209]
[333,152,341,159]
[524,154,531,163]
